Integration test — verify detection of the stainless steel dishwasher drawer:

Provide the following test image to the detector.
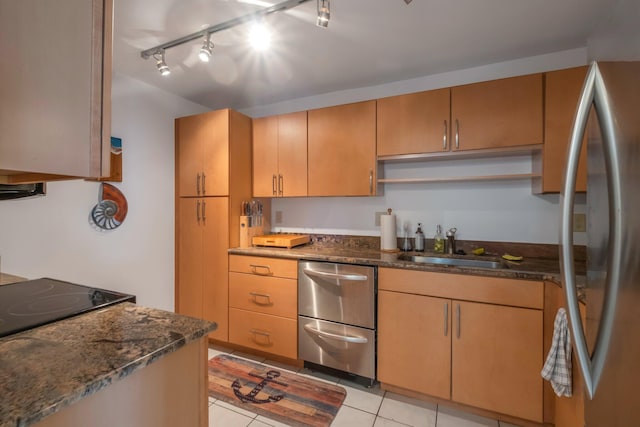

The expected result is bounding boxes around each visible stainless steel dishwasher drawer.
[298,316,375,379]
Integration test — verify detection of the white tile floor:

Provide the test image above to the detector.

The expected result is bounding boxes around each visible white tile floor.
[207,345,523,427]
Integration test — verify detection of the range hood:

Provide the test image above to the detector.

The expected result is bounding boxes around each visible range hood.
[0,183,45,200]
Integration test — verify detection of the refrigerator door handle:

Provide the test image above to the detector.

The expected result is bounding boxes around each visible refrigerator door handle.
[560,62,623,400]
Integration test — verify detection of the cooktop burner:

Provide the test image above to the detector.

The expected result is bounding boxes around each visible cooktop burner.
[0,278,136,338]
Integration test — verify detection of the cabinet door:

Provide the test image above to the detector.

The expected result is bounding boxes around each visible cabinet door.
[0,0,111,179]
[252,116,279,197]
[176,198,203,318]
[452,301,543,422]
[539,66,588,193]
[378,290,451,400]
[451,74,543,151]
[176,110,229,197]
[202,197,229,341]
[308,101,377,196]
[278,111,308,197]
[377,89,451,156]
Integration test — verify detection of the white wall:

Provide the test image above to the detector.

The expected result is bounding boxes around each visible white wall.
[241,48,589,244]
[587,0,640,61]
[0,74,207,310]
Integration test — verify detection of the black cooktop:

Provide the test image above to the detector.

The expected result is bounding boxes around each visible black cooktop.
[0,278,136,338]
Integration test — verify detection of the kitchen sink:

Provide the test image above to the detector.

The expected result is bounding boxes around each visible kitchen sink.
[398,254,507,269]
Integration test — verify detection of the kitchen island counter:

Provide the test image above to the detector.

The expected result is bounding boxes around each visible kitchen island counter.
[0,302,216,427]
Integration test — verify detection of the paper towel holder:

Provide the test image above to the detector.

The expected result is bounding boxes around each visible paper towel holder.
[380,208,400,253]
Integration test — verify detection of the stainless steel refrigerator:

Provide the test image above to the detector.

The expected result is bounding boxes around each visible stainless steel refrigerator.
[560,61,640,426]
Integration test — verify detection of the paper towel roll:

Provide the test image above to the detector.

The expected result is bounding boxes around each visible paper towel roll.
[380,211,398,252]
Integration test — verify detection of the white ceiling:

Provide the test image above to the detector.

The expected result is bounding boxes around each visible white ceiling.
[113,0,611,111]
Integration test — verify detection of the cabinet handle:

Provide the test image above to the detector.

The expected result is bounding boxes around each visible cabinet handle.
[444,302,449,336]
[272,174,278,196]
[196,173,201,195]
[250,329,272,345]
[455,119,460,149]
[369,169,374,195]
[442,120,448,150]
[202,200,206,222]
[249,264,273,276]
[278,174,283,196]
[196,200,201,223]
[249,291,272,305]
[202,172,206,195]
[456,304,461,338]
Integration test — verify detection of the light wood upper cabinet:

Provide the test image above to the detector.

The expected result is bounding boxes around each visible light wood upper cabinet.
[378,290,451,399]
[0,0,112,182]
[533,66,588,194]
[377,88,451,156]
[308,101,377,196]
[253,111,307,197]
[451,73,543,151]
[176,110,231,197]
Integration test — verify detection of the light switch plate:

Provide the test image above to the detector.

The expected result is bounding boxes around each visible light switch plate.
[574,213,586,232]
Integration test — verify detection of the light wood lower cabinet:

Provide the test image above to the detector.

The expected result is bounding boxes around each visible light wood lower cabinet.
[378,291,451,400]
[378,268,543,423]
[228,255,298,359]
[451,300,543,422]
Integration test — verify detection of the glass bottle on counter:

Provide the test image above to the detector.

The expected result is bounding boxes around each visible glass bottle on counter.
[434,224,445,253]
[414,223,425,252]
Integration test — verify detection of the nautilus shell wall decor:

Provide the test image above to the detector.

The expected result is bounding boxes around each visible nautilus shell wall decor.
[89,183,128,231]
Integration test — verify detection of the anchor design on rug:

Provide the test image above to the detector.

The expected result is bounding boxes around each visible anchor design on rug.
[232,370,288,404]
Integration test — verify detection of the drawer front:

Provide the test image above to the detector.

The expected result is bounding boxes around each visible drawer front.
[229,272,297,318]
[229,255,298,279]
[229,308,297,359]
[298,316,376,380]
[379,267,543,309]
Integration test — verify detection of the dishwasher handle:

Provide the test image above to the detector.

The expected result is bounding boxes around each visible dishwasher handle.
[302,268,368,282]
[303,324,368,344]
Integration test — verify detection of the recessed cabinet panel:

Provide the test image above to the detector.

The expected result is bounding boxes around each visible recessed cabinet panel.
[377,88,451,156]
[308,101,377,196]
[451,74,543,151]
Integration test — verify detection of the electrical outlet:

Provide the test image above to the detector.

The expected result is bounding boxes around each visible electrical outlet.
[275,211,283,224]
[375,211,386,227]
[574,213,586,232]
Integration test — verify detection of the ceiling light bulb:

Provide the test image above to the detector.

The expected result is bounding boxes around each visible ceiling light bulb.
[249,23,271,51]
[154,51,170,76]
[199,33,213,63]
[317,0,330,28]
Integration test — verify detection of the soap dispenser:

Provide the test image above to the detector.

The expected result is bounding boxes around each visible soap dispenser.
[434,224,445,253]
[414,223,425,252]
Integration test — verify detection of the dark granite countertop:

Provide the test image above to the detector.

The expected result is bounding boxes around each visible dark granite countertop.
[0,302,216,427]
[228,243,586,301]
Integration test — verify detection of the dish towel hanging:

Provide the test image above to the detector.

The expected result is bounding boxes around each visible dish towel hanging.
[541,308,573,397]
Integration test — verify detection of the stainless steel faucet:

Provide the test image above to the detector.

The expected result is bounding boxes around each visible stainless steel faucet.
[446,227,457,254]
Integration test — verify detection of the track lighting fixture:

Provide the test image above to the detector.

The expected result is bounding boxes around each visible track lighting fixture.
[198,33,214,62]
[316,0,330,28]
[141,0,328,76]
[153,50,170,76]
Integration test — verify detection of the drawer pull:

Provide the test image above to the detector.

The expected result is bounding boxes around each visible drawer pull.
[303,324,368,344]
[249,291,273,305]
[249,264,273,276]
[303,268,367,282]
[250,329,272,346]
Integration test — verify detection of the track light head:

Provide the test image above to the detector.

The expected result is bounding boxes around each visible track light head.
[317,0,330,28]
[198,33,214,63]
[153,50,170,76]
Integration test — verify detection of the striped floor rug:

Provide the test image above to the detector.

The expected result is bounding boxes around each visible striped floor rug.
[208,354,346,427]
